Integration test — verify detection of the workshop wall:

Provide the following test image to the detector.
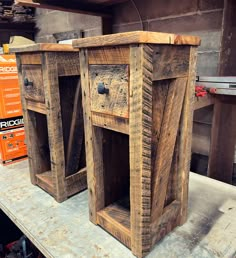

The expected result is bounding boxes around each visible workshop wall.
[112,0,225,172]
[35,9,103,43]
[112,0,224,76]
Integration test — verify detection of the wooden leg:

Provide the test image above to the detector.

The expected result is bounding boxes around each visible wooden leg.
[42,52,66,202]
[177,46,197,225]
[22,110,37,185]
[130,44,153,258]
[79,49,104,222]
[16,56,37,185]
[208,97,236,184]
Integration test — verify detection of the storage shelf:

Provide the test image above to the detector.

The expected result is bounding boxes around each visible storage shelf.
[36,171,53,184]
[36,171,54,196]
[97,201,131,247]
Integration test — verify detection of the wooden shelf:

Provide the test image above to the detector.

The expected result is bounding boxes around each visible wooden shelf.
[15,0,128,16]
[35,167,87,199]
[36,171,54,196]
[97,198,131,248]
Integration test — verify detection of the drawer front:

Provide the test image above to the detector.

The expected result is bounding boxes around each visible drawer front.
[90,65,129,118]
[22,65,45,103]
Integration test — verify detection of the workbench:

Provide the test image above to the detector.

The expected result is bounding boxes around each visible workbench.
[195,77,236,184]
[0,160,236,258]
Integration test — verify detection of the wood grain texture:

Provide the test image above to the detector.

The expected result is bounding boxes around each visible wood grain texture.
[151,80,169,175]
[151,200,180,246]
[151,77,187,222]
[80,49,105,223]
[65,79,84,177]
[129,44,153,258]
[98,200,130,229]
[165,136,179,206]
[22,65,45,103]
[26,100,46,114]
[36,171,55,196]
[78,40,198,256]
[90,65,129,118]
[152,45,190,80]
[25,112,51,184]
[20,53,42,65]
[42,52,66,202]
[92,112,129,134]
[58,76,85,178]
[56,52,80,76]
[88,46,129,64]
[66,167,87,197]
[97,203,131,248]
[102,130,129,207]
[11,43,78,53]
[16,55,42,185]
[177,47,197,225]
[27,112,51,184]
[73,31,200,48]
[16,50,86,202]
[208,98,236,184]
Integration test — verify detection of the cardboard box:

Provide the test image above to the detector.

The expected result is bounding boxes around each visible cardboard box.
[0,127,27,165]
[0,54,23,119]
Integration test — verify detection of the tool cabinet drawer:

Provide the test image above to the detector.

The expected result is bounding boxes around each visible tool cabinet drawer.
[21,65,45,103]
[90,65,129,118]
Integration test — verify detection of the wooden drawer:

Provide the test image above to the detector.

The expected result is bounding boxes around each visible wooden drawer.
[22,65,45,103]
[90,65,129,118]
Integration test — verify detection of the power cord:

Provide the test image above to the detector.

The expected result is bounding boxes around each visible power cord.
[130,0,144,31]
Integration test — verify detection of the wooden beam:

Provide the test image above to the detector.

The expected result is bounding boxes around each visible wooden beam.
[208,97,236,184]
[15,0,111,17]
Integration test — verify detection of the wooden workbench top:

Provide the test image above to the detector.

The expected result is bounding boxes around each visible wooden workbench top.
[0,161,235,258]
[10,43,79,53]
[72,31,201,48]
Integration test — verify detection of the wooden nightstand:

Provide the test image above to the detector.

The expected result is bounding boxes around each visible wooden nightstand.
[12,44,87,202]
[73,31,200,257]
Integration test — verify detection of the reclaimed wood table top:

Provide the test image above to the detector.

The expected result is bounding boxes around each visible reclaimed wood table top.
[10,43,78,53]
[0,160,235,258]
[72,31,201,48]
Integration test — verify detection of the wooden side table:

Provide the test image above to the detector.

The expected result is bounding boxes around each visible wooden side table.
[73,31,200,257]
[12,44,87,202]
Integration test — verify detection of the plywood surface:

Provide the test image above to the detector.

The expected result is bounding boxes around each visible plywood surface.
[10,43,78,53]
[0,161,236,258]
[73,31,201,48]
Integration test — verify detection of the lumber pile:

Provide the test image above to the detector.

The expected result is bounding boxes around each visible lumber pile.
[0,0,34,22]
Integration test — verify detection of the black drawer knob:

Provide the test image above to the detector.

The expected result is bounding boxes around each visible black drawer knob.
[24,78,33,87]
[97,82,109,95]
